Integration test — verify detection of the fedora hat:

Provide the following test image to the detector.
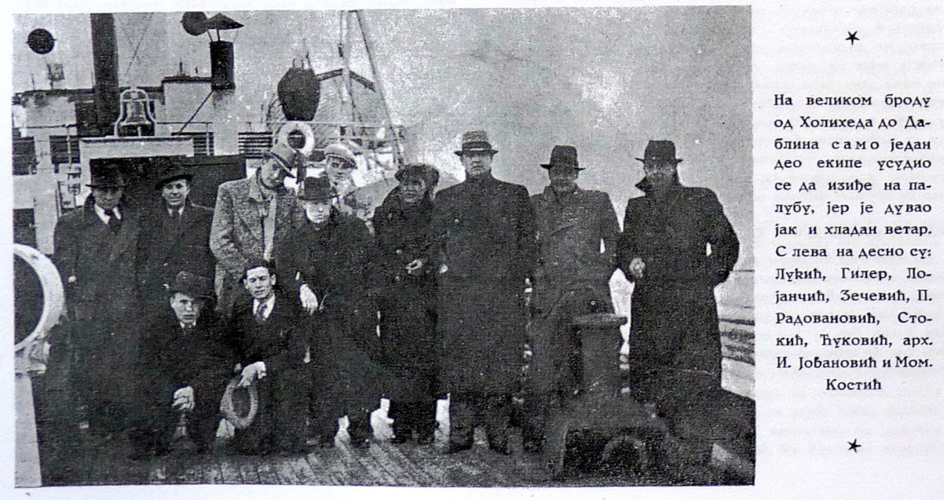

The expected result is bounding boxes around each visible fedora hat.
[298,175,337,202]
[263,142,300,178]
[541,145,583,170]
[636,140,683,163]
[454,130,498,156]
[167,271,214,299]
[395,163,440,189]
[87,168,127,189]
[220,376,259,430]
[154,161,193,190]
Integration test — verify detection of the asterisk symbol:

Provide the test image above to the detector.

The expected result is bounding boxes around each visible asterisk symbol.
[846,31,859,46]
[848,439,861,453]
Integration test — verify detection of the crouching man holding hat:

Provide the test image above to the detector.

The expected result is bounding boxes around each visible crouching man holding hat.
[223,260,309,454]
[130,271,235,459]
[211,142,304,317]
[617,140,739,477]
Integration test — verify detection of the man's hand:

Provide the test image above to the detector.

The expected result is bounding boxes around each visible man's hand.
[405,258,425,275]
[238,361,267,387]
[299,284,320,315]
[172,386,195,412]
[628,257,646,280]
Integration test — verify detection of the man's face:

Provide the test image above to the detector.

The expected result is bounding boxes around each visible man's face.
[303,200,332,225]
[460,151,493,178]
[548,166,579,193]
[325,157,355,187]
[399,177,428,205]
[643,160,678,188]
[92,187,123,211]
[259,158,289,189]
[161,179,191,208]
[169,292,202,325]
[244,267,276,300]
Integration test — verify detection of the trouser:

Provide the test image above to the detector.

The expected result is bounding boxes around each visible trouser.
[518,392,565,452]
[631,367,723,473]
[233,372,308,454]
[309,400,374,444]
[449,393,512,449]
[388,399,437,440]
[130,380,228,454]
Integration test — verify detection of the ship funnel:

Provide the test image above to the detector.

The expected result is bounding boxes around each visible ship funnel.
[91,13,119,132]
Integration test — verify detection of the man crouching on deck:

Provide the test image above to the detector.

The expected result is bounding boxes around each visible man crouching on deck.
[131,271,234,459]
[228,261,309,455]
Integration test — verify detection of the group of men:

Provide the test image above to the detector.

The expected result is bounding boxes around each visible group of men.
[52,129,739,470]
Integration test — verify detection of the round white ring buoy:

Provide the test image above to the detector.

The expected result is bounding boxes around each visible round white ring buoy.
[219,376,259,430]
[14,244,64,353]
[276,121,316,159]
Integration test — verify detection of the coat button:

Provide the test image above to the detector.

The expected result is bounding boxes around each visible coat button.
[454,218,460,224]
[395,249,403,255]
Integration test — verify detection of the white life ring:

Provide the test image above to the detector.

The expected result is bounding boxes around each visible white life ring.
[276,121,316,159]
[220,376,259,430]
[14,244,64,353]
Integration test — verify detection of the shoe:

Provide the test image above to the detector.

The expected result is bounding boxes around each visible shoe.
[390,433,411,444]
[416,431,435,445]
[443,441,473,454]
[349,437,371,449]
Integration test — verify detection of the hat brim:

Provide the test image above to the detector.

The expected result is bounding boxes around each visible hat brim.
[454,148,499,156]
[87,183,127,188]
[636,157,683,163]
[264,153,297,178]
[155,173,193,190]
[541,163,584,170]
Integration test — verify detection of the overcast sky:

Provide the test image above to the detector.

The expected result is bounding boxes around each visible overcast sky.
[14,7,753,268]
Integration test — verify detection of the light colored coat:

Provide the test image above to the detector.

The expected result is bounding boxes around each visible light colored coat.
[210,173,301,313]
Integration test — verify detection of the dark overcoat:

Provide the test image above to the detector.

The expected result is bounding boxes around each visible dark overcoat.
[135,310,235,449]
[53,197,143,425]
[229,290,309,452]
[277,210,383,413]
[373,188,439,402]
[138,199,215,307]
[432,174,536,395]
[528,186,621,394]
[617,178,739,386]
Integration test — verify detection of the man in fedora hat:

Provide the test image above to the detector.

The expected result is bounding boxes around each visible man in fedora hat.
[53,165,143,435]
[211,142,304,316]
[131,271,235,459]
[278,176,383,449]
[432,130,536,454]
[617,140,739,476]
[138,158,215,309]
[521,145,621,453]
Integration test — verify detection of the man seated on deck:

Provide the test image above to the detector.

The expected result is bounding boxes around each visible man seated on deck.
[228,260,309,455]
[131,271,234,460]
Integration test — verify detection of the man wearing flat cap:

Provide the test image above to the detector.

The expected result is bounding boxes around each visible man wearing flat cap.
[131,271,234,459]
[522,145,621,453]
[211,142,304,316]
[138,159,215,310]
[53,166,144,434]
[617,140,739,475]
[432,130,536,455]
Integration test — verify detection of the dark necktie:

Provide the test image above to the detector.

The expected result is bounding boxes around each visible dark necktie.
[104,209,121,233]
[255,302,268,324]
[170,208,181,220]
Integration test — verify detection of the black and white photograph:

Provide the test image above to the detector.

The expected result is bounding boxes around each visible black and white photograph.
[10,6,754,489]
